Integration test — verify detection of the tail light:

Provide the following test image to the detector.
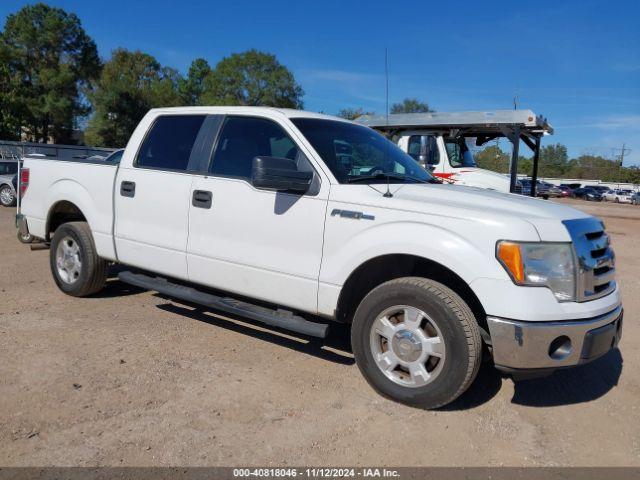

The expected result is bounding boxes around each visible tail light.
[20,168,29,197]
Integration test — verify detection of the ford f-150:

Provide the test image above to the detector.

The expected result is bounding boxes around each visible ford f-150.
[16,107,623,408]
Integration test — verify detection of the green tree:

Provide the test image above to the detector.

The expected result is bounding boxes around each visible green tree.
[565,154,621,181]
[0,3,100,143]
[390,98,432,114]
[475,145,510,173]
[178,58,211,105]
[85,49,182,147]
[201,49,303,108]
[538,143,569,177]
[336,107,374,121]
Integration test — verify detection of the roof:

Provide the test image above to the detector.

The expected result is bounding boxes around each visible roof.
[354,109,553,135]
[148,106,348,122]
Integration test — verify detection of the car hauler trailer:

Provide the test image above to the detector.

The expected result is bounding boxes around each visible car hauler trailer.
[356,109,553,195]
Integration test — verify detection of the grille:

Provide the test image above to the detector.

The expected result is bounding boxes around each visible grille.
[563,218,616,301]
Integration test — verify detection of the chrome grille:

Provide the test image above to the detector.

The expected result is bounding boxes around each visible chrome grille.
[563,218,616,301]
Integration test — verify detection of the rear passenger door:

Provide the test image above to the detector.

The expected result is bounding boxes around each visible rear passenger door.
[114,114,213,280]
[187,115,329,313]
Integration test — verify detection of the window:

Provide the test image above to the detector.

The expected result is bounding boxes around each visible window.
[0,162,18,175]
[445,138,477,168]
[211,116,300,180]
[105,150,124,164]
[136,115,206,171]
[408,136,422,160]
[407,135,439,166]
[292,118,433,184]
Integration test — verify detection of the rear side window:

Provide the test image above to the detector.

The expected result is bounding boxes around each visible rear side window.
[136,115,206,171]
[211,116,299,180]
[0,162,18,175]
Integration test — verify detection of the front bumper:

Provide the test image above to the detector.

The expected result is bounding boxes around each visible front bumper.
[487,305,623,371]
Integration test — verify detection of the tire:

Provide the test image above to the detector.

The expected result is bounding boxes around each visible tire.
[49,222,108,297]
[351,277,482,409]
[17,230,34,244]
[615,198,619,203]
[0,185,16,207]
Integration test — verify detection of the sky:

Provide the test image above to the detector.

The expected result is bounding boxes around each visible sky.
[2,0,639,165]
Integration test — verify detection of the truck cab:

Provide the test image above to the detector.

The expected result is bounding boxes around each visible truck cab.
[396,130,518,192]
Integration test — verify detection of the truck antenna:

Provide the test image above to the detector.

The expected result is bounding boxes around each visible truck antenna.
[383,47,393,198]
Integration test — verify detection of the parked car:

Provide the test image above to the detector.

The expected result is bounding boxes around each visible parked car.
[557,185,573,197]
[16,106,623,409]
[519,179,558,199]
[572,187,603,201]
[0,159,20,207]
[560,183,582,190]
[604,189,633,203]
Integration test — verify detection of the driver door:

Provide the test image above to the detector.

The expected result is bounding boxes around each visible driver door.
[187,115,329,313]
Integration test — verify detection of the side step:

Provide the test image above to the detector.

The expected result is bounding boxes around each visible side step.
[118,271,329,338]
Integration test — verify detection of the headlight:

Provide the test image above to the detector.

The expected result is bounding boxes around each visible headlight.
[497,241,576,302]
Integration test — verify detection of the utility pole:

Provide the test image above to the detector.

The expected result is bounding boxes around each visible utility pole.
[613,143,631,186]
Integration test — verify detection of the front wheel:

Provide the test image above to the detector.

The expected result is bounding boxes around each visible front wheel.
[49,222,108,297]
[351,277,482,409]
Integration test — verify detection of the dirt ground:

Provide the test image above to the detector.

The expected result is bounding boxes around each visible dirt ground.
[1,198,638,467]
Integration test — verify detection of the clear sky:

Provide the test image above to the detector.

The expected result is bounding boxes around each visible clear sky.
[2,0,639,164]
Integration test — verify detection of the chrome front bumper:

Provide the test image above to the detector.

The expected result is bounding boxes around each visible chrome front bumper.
[487,305,623,371]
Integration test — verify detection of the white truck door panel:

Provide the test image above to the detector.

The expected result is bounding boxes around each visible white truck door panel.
[187,115,328,312]
[114,114,208,280]
[115,168,193,279]
[188,177,326,311]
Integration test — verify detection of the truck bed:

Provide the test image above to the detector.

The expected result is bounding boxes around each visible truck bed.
[20,157,119,260]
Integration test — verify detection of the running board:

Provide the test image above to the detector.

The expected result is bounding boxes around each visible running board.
[118,271,329,338]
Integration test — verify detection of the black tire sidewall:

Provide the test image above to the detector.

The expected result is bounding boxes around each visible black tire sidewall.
[352,281,473,407]
[49,224,93,295]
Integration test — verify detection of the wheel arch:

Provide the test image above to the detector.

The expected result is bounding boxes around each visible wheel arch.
[46,200,88,241]
[335,253,488,334]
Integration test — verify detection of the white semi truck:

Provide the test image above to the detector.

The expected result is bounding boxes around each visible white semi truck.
[16,106,622,408]
[356,110,553,194]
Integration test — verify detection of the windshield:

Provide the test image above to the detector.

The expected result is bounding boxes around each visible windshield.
[445,138,477,168]
[291,118,434,184]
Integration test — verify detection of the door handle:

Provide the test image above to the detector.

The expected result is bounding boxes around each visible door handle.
[192,190,212,209]
[120,181,136,197]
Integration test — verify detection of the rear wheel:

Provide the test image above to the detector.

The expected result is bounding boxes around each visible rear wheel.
[17,230,34,244]
[351,277,482,409]
[0,185,15,207]
[49,222,108,297]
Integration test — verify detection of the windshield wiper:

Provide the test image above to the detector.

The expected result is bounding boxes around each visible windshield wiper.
[346,173,429,184]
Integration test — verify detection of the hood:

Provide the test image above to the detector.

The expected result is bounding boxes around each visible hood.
[334,183,591,241]
[451,168,511,192]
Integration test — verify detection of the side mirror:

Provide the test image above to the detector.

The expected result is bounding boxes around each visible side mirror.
[251,156,313,193]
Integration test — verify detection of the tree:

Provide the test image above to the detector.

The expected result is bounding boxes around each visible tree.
[178,58,211,105]
[336,107,374,121]
[390,98,432,114]
[200,49,303,108]
[538,143,569,177]
[85,49,182,147]
[475,145,510,173]
[0,3,100,143]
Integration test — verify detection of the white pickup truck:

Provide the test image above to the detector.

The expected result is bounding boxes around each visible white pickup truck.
[16,107,623,408]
